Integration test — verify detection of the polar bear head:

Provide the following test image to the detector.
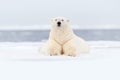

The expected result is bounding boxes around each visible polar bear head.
[51,17,70,29]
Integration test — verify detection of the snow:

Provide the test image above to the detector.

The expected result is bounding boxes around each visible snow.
[0,41,120,60]
[0,41,120,80]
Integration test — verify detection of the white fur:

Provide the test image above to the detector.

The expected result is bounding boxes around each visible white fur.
[40,17,89,56]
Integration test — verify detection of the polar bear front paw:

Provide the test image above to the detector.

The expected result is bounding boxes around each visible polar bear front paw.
[63,42,77,57]
[68,53,76,57]
[64,50,76,57]
[49,49,61,56]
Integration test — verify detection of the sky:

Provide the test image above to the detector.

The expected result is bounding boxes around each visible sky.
[0,0,120,26]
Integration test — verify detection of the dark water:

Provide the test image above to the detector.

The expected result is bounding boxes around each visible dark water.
[0,30,120,42]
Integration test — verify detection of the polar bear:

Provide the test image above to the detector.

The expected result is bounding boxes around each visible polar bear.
[41,17,89,56]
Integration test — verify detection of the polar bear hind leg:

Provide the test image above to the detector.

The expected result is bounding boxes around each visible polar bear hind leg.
[74,36,90,53]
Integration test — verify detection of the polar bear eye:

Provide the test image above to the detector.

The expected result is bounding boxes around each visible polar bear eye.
[55,19,57,21]
[61,19,64,21]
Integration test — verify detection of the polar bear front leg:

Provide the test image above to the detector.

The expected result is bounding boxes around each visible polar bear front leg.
[63,40,76,57]
[48,39,62,56]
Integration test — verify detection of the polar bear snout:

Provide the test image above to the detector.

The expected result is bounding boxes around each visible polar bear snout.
[57,21,61,27]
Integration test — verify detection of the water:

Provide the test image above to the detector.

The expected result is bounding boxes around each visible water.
[0,30,120,42]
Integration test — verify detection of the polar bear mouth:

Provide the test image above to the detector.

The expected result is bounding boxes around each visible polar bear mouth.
[57,22,61,27]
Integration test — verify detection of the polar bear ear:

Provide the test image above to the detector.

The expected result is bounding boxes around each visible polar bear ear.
[51,18,54,22]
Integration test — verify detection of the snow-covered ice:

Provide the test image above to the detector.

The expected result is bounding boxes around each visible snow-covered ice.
[0,41,120,60]
[0,41,120,80]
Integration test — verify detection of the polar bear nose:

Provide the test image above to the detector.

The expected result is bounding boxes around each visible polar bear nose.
[57,22,61,26]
